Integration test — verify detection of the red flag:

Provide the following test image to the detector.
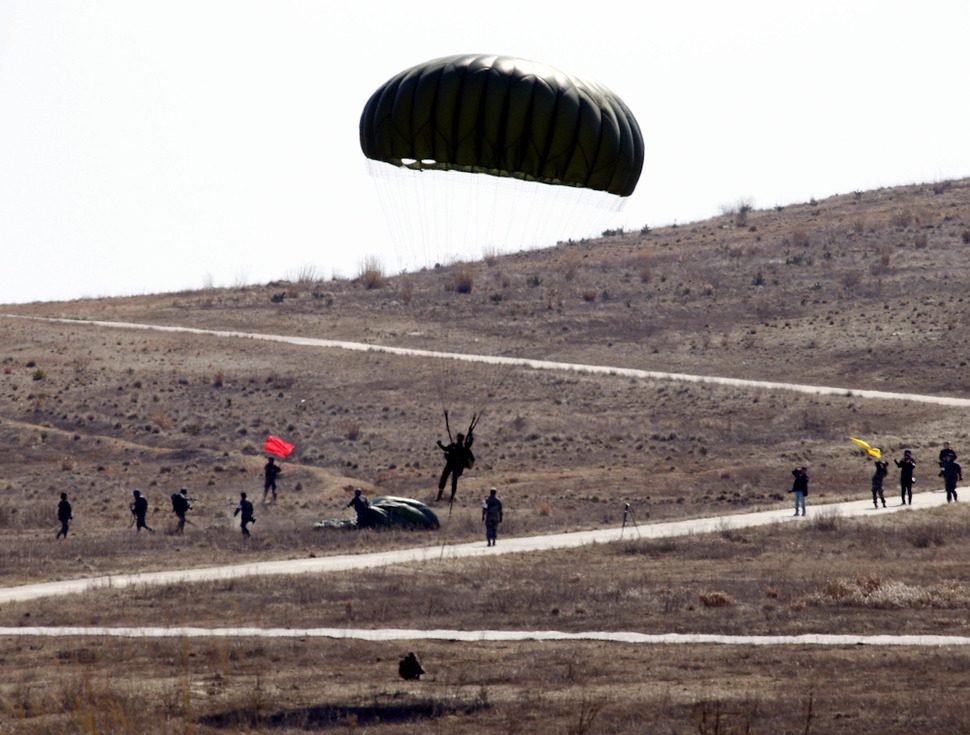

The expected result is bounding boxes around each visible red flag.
[264,435,295,458]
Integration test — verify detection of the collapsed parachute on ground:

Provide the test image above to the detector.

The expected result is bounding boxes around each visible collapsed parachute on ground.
[312,496,440,530]
[359,54,645,269]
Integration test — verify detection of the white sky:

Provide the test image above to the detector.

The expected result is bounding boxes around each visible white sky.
[2,1,968,305]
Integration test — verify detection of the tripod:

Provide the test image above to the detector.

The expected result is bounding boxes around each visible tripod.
[621,503,640,538]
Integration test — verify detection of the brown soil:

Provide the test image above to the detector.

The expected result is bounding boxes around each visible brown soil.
[1,178,970,732]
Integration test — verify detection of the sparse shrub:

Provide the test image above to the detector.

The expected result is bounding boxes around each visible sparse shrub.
[752,271,766,287]
[270,292,286,303]
[601,227,625,237]
[698,591,735,607]
[914,232,928,249]
[890,208,914,228]
[489,293,503,303]
[637,254,652,283]
[358,256,385,289]
[453,265,474,294]
[400,280,413,304]
[640,224,651,235]
[962,230,970,244]
[213,370,225,387]
[809,507,841,532]
[183,423,202,436]
[790,228,810,248]
[31,368,46,381]
[581,290,596,302]
[527,275,542,287]
[339,420,361,441]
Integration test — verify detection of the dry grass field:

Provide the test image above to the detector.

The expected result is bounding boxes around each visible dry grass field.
[2,178,970,732]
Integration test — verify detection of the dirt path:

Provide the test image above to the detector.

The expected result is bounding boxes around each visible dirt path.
[7,314,970,408]
[0,489,954,606]
[3,625,969,648]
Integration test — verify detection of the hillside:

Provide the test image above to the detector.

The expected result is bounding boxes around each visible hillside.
[1,178,969,580]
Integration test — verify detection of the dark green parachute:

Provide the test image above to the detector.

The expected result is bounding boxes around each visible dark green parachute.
[360,54,644,198]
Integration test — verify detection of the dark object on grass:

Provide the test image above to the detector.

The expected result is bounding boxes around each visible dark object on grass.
[399,651,425,681]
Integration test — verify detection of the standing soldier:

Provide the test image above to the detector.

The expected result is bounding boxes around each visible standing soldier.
[263,457,281,503]
[939,442,957,467]
[171,488,192,534]
[482,488,503,546]
[234,492,255,536]
[56,492,72,539]
[894,450,916,505]
[130,490,154,533]
[348,488,371,528]
[871,461,888,509]
[941,458,962,503]
[436,431,474,502]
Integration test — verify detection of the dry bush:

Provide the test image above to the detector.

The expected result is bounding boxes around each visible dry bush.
[453,265,475,294]
[811,575,970,609]
[213,370,225,387]
[914,232,928,249]
[338,419,361,440]
[581,290,596,302]
[400,279,413,305]
[890,208,914,228]
[557,252,580,281]
[357,256,385,289]
[698,590,735,607]
[962,229,970,244]
[790,228,810,248]
[636,254,653,283]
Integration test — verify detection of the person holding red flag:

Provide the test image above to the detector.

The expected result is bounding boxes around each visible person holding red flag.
[261,436,294,502]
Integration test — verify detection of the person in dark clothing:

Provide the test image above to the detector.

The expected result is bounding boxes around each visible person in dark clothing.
[130,490,153,533]
[789,467,808,516]
[263,457,281,502]
[234,492,255,536]
[482,487,503,546]
[437,431,474,501]
[171,488,192,534]
[939,442,957,467]
[941,459,962,503]
[871,461,888,508]
[894,450,916,505]
[348,488,370,528]
[56,492,72,539]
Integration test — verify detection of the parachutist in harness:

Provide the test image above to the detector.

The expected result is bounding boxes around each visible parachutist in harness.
[436,411,479,502]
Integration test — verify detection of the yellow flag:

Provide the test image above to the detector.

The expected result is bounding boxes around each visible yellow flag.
[850,437,882,459]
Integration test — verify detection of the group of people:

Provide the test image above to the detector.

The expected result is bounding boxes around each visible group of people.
[783,441,963,517]
[869,442,962,509]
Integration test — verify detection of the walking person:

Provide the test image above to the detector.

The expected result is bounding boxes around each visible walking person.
[234,492,255,536]
[130,490,154,533]
[263,457,281,503]
[871,461,888,508]
[894,450,916,505]
[941,458,962,503]
[482,487,503,546]
[56,492,72,539]
[171,488,192,534]
[789,467,808,516]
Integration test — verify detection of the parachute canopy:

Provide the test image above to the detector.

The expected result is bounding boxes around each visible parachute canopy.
[360,54,644,198]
